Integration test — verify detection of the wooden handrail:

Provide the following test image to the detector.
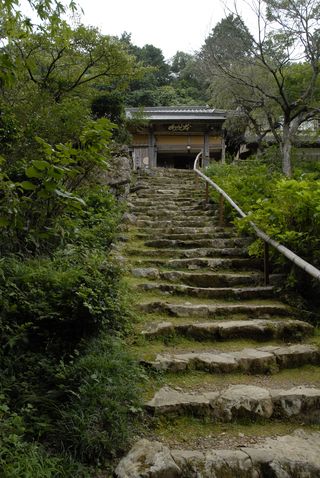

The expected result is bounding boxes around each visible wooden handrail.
[194,151,320,283]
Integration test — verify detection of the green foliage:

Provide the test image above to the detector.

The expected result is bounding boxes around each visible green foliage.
[207,158,320,303]
[0,1,145,475]
[55,334,145,464]
[0,396,88,477]
[0,118,115,254]
[207,158,282,220]
[0,184,125,352]
[0,183,140,474]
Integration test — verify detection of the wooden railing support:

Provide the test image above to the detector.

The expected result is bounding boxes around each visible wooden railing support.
[205,182,209,203]
[264,241,270,286]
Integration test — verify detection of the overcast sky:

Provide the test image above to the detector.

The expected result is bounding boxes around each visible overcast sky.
[74,0,257,60]
[19,0,257,60]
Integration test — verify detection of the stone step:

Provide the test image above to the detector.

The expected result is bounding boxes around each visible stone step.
[133,192,205,199]
[129,204,208,213]
[133,257,259,271]
[129,197,206,207]
[135,182,199,188]
[117,429,320,478]
[140,225,226,234]
[137,283,274,300]
[116,430,320,478]
[127,246,246,259]
[167,257,258,269]
[134,210,214,219]
[135,232,235,241]
[136,219,214,228]
[143,344,320,374]
[146,384,320,423]
[144,238,249,249]
[132,268,264,287]
[141,318,314,341]
[135,215,215,224]
[139,300,290,318]
[131,267,264,284]
[134,175,198,182]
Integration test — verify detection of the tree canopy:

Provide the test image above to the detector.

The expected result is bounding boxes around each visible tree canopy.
[199,0,320,176]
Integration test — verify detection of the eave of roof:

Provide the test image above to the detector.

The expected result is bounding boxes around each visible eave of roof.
[125,106,227,121]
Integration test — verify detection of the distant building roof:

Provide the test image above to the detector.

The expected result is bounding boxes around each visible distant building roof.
[125,106,227,122]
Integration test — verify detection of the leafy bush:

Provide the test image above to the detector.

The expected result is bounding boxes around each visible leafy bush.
[0,180,142,474]
[0,396,88,478]
[207,157,320,311]
[54,334,145,464]
[0,118,116,255]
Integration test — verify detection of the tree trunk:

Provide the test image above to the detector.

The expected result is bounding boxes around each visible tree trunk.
[281,124,292,178]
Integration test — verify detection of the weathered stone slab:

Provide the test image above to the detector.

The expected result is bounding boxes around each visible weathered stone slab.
[146,386,217,416]
[116,430,320,477]
[160,270,262,287]
[144,344,319,374]
[131,268,159,279]
[271,386,320,422]
[139,301,290,318]
[259,344,320,368]
[137,283,274,300]
[216,385,273,421]
[115,439,181,478]
[141,319,313,341]
[167,257,256,270]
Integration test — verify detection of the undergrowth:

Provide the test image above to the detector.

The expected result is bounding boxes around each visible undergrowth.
[0,184,145,476]
[207,150,320,318]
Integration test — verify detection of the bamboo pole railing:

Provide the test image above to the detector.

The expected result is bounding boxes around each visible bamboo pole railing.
[194,151,320,284]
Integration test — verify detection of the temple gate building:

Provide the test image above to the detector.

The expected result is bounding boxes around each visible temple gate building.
[125,106,227,169]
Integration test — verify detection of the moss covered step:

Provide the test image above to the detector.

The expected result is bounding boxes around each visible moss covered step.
[132,193,205,201]
[134,211,214,221]
[129,201,210,212]
[143,344,320,374]
[138,300,290,318]
[167,257,258,269]
[138,226,227,235]
[133,269,264,287]
[135,232,237,241]
[127,246,247,259]
[136,282,274,300]
[129,200,208,208]
[141,318,313,341]
[144,238,250,249]
[136,218,215,228]
[146,384,320,423]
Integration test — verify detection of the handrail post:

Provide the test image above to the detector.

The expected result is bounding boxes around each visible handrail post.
[218,194,225,226]
[205,182,209,203]
[264,241,270,286]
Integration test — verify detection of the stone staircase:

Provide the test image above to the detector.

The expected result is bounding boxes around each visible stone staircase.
[116,168,320,477]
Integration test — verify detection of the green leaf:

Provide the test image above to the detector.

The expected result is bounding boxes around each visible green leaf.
[26,167,43,179]
[0,217,9,227]
[44,181,58,192]
[21,181,37,191]
[37,190,50,199]
[32,160,50,171]
[54,189,86,205]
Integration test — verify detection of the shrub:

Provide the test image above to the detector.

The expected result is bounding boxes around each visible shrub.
[54,334,145,464]
[0,396,89,477]
[0,179,142,474]
[207,158,320,312]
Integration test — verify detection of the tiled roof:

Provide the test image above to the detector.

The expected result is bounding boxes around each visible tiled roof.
[125,106,227,121]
